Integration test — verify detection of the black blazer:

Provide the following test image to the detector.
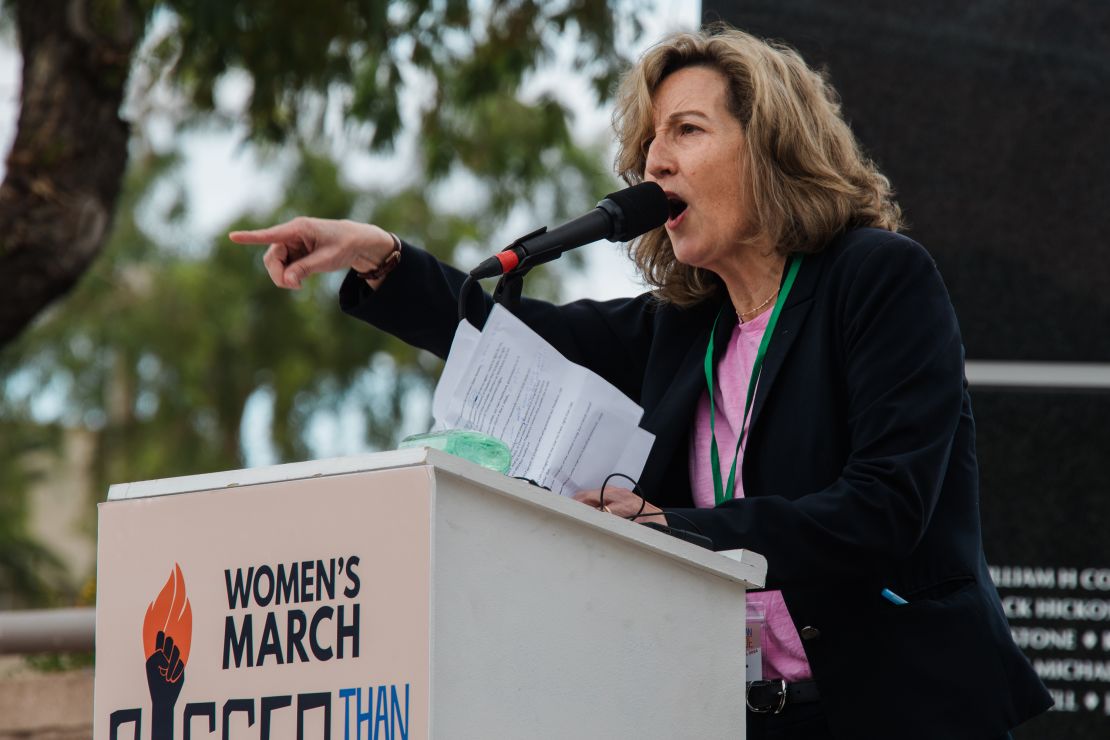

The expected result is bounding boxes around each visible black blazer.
[340,227,1051,739]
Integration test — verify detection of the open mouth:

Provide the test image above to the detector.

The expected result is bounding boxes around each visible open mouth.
[667,196,688,220]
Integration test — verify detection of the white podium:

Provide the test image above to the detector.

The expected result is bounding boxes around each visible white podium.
[95,448,766,740]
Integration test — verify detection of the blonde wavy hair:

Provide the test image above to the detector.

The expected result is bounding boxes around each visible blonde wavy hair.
[614,25,903,305]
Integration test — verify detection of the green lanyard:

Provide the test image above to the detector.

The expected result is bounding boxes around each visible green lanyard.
[704,254,802,505]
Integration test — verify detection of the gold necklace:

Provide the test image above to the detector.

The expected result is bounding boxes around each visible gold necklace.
[738,289,779,322]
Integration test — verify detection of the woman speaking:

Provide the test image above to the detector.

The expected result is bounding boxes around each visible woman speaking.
[231,25,1050,740]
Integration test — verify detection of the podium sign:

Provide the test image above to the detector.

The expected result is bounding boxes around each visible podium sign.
[95,449,766,739]
[95,466,432,740]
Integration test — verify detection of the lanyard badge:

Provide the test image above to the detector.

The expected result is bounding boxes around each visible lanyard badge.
[704,254,803,506]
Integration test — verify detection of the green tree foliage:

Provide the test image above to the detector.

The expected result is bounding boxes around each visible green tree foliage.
[0,422,66,608]
[140,0,633,207]
[0,0,641,604]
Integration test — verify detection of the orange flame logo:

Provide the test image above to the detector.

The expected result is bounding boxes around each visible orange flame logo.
[142,563,193,666]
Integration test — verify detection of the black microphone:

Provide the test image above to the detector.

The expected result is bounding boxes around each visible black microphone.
[469,181,669,279]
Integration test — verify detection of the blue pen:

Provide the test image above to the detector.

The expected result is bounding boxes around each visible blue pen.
[881,588,908,606]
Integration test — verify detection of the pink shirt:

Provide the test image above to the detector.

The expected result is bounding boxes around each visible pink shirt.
[689,308,813,682]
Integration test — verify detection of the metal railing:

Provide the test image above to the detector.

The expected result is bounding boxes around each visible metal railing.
[0,607,95,654]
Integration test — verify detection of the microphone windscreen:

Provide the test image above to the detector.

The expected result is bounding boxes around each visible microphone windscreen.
[603,182,669,241]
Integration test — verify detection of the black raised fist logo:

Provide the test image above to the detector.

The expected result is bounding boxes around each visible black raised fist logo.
[146,630,185,740]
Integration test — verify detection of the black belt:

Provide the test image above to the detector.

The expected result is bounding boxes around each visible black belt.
[745,679,821,714]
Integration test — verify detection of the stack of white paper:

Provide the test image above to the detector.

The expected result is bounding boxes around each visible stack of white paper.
[432,305,656,497]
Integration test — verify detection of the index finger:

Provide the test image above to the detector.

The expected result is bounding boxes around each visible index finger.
[228,220,302,245]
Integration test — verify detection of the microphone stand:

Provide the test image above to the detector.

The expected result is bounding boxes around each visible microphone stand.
[492,266,530,314]
[458,226,565,325]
